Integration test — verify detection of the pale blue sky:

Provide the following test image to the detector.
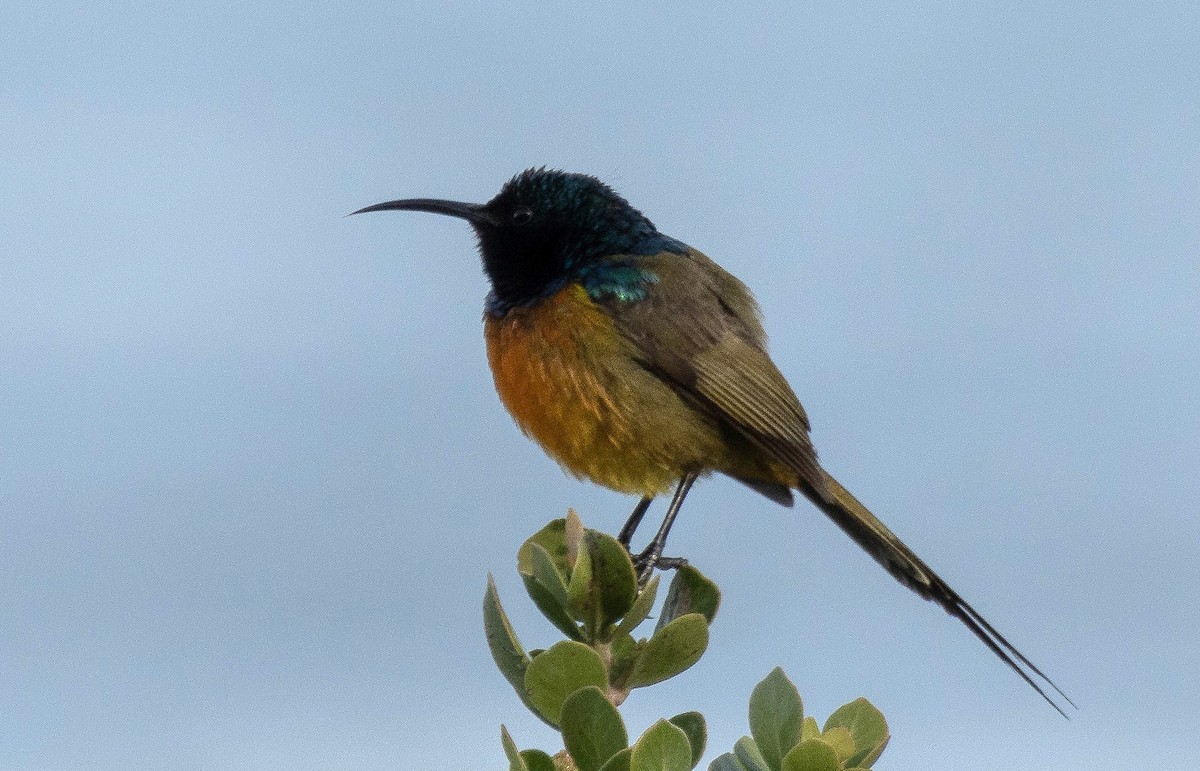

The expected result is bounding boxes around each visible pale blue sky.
[2,2,1197,769]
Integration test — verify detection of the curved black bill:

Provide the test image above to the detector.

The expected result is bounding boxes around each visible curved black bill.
[349,198,495,225]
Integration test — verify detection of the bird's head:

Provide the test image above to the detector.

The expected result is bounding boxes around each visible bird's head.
[353,168,672,312]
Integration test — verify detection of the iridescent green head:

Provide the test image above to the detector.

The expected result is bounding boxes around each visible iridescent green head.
[353,168,685,313]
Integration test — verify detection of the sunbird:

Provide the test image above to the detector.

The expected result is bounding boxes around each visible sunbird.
[354,168,1072,715]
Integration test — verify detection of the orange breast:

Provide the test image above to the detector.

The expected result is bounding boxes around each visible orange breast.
[484,284,720,496]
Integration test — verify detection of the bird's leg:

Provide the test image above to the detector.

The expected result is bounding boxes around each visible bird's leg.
[621,495,688,580]
[617,496,654,548]
[635,474,698,585]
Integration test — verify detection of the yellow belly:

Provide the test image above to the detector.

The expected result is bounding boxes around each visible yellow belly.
[484,284,729,496]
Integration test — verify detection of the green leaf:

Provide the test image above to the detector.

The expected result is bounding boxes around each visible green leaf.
[520,519,572,576]
[656,566,720,630]
[733,737,771,771]
[521,541,570,607]
[819,727,855,763]
[626,613,709,689]
[567,536,594,622]
[568,531,638,637]
[799,717,820,743]
[560,686,628,771]
[524,641,608,725]
[606,632,638,690]
[599,748,633,771]
[667,712,706,769]
[708,754,748,771]
[780,739,839,771]
[615,575,659,637]
[484,575,541,721]
[520,542,584,640]
[823,698,889,768]
[630,719,693,771]
[520,749,557,771]
[748,667,804,771]
[501,725,529,771]
[588,531,639,629]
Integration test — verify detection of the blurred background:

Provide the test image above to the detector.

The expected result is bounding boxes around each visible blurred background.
[2,2,1196,768]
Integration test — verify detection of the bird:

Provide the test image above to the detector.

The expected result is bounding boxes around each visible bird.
[352,167,1073,715]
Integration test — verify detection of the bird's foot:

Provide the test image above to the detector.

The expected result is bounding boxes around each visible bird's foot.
[633,549,688,587]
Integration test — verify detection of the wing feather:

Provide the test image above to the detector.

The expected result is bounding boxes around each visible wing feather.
[597,249,827,496]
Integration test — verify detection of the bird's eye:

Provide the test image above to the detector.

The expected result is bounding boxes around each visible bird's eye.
[510,206,534,226]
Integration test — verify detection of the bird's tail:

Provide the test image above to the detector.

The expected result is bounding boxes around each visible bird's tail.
[800,471,1075,716]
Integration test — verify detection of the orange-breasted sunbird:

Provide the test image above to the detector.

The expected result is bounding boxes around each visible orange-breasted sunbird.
[354,168,1072,715]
